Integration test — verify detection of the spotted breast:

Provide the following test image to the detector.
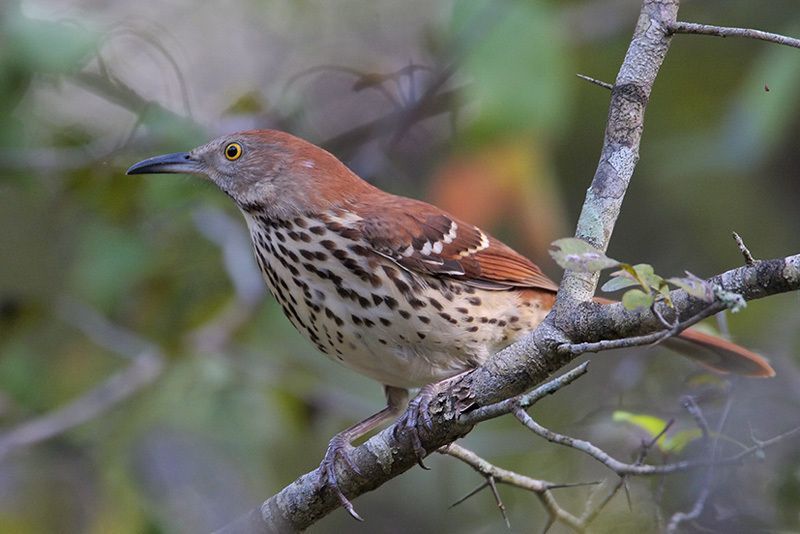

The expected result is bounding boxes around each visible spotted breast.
[242,207,555,389]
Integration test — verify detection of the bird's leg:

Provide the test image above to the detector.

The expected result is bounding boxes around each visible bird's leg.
[395,371,472,468]
[320,385,409,520]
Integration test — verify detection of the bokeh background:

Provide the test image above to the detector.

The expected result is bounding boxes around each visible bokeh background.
[1,0,799,532]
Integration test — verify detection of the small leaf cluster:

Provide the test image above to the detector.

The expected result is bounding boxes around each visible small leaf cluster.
[549,238,743,312]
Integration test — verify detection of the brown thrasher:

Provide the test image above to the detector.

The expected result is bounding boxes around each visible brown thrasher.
[128,129,774,517]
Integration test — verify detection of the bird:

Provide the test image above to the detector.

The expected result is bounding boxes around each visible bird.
[127,129,774,517]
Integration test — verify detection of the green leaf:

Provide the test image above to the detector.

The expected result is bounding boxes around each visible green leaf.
[613,411,669,437]
[622,288,653,310]
[667,273,714,302]
[633,264,664,290]
[601,269,639,292]
[663,429,704,454]
[613,411,703,454]
[549,238,619,273]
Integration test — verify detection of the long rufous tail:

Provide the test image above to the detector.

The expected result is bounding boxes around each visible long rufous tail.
[664,328,774,377]
[589,296,775,377]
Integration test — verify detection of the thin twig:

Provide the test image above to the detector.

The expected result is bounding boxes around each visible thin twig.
[441,443,586,531]
[513,408,800,477]
[464,362,590,424]
[669,21,800,50]
[558,302,726,356]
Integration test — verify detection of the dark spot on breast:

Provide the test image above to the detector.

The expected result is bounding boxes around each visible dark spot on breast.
[351,314,363,326]
[467,326,479,332]
[275,231,286,242]
[409,298,426,310]
[293,217,308,228]
[417,332,426,339]
[456,307,469,314]
[379,318,391,326]
[399,310,411,319]
[393,278,410,294]
[418,315,430,324]
[371,294,383,306]
[324,307,344,327]
[349,244,370,256]
[278,244,299,263]
[428,298,443,311]
[321,240,336,250]
[291,277,308,289]
[384,296,398,310]
[339,228,360,240]
[333,249,348,260]
[309,226,325,235]
[468,297,481,306]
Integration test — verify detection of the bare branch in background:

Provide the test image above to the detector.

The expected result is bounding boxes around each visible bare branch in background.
[513,406,799,478]
[440,443,587,532]
[0,300,165,462]
[669,21,800,49]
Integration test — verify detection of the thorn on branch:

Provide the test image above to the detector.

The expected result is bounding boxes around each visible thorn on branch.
[440,443,585,531]
[732,231,757,266]
[576,73,613,90]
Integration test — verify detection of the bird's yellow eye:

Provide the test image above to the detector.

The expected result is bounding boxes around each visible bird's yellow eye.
[224,142,242,161]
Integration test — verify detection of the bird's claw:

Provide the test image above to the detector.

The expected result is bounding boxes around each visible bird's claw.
[319,433,364,521]
[394,384,438,469]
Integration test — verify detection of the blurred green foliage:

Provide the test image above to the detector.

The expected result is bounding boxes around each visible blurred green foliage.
[1,0,799,533]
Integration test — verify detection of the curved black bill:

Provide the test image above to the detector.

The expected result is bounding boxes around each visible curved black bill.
[126,152,203,175]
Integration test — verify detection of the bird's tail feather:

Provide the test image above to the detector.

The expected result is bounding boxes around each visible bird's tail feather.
[665,328,774,377]
[588,296,775,377]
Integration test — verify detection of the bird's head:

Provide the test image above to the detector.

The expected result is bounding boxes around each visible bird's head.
[127,129,372,216]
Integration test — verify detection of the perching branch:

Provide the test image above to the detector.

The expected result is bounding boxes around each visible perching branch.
[217,1,800,531]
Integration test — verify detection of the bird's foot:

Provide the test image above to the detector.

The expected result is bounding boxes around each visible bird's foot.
[319,433,364,521]
[394,383,439,469]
